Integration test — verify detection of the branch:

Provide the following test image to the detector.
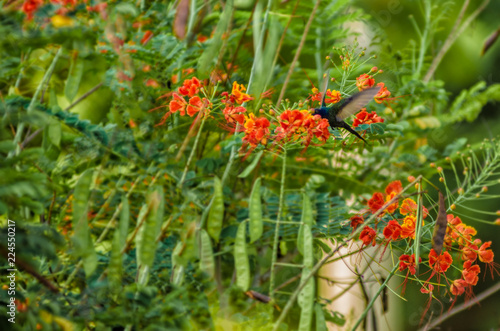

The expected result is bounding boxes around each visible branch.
[276,0,321,107]
[0,246,59,294]
[424,0,490,82]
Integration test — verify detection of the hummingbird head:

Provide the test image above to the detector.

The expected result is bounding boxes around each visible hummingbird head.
[312,107,328,118]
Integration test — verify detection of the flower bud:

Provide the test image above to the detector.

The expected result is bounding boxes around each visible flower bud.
[407,175,416,182]
[450,204,456,210]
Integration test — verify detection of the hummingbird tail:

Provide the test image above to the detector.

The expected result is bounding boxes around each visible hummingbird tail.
[341,121,368,144]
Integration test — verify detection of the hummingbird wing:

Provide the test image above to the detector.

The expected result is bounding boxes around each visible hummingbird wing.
[335,87,381,121]
[320,70,330,109]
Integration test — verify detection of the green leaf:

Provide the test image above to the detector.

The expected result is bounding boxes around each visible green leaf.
[315,304,328,331]
[368,122,386,134]
[197,0,233,77]
[136,186,164,285]
[249,177,263,243]
[234,221,250,291]
[298,225,315,326]
[207,177,224,242]
[199,230,215,278]
[114,2,139,16]
[48,120,61,148]
[298,195,314,255]
[72,168,97,277]
[324,310,346,326]
[65,54,84,102]
[118,196,130,251]
[238,150,263,178]
[108,196,130,289]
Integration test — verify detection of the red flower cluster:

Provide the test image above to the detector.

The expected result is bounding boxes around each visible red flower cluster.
[242,113,270,148]
[374,83,391,104]
[356,74,375,91]
[352,109,384,128]
[275,109,330,150]
[21,0,104,21]
[220,82,253,126]
[21,0,44,20]
[154,77,210,126]
[309,88,342,106]
[367,180,403,215]
[355,74,391,104]
[353,179,498,313]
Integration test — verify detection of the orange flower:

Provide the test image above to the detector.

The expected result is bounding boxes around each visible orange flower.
[141,30,154,45]
[477,241,500,279]
[383,220,401,241]
[352,109,384,128]
[310,116,331,142]
[231,82,253,104]
[450,278,468,296]
[350,215,364,230]
[22,0,44,20]
[385,192,399,214]
[385,180,403,195]
[168,93,204,117]
[478,241,494,263]
[178,77,202,97]
[462,260,480,285]
[399,254,420,275]
[374,82,391,104]
[368,192,385,214]
[223,105,246,125]
[310,87,322,103]
[400,198,429,219]
[356,74,375,91]
[275,110,330,147]
[420,284,434,294]
[400,215,417,239]
[145,78,160,88]
[242,113,270,147]
[461,241,479,262]
[278,109,308,133]
[359,226,377,247]
[429,249,453,273]
[325,89,342,104]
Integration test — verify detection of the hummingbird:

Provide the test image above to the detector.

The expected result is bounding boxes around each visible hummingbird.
[313,86,381,143]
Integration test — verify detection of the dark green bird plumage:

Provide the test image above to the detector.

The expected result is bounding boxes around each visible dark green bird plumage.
[313,87,381,143]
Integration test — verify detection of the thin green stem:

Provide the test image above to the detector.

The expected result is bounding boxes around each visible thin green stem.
[269,149,287,299]
[10,47,62,158]
[351,264,399,331]
[178,114,207,188]
[276,0,321,106]
[246,0,274,96]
